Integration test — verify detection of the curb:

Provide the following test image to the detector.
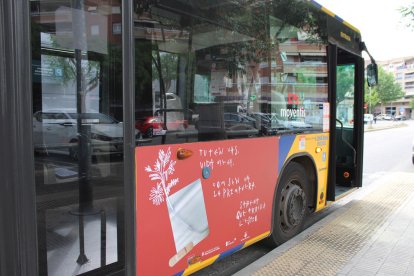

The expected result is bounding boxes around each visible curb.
[364,123,407,132]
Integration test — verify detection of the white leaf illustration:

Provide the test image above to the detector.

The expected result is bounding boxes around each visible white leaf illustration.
[164,148,171,166]
[146,147,179,206]
[155,159,161,172]
[166,178,179,195]
[166,160,176,175]
[159,149,165,164]
[149,183,164,205]
[149,173,161,181]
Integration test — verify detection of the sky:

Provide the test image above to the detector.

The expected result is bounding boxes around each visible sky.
[316,0,414,61]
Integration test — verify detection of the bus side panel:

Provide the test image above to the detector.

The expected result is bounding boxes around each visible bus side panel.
[281,133,330,211]
[135,137,279,275]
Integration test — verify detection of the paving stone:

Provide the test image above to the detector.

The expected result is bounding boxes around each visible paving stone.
[241,173,414,276]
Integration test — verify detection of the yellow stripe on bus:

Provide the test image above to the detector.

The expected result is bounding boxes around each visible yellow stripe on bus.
[182,231,271,275]
[319,5,360,34]
[242,231,271,249]
[182,255,220,276]
[343,21,361,34]
[321,6,335,18]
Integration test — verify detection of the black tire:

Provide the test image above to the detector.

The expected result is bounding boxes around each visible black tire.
[69,139,78,160]
[267,162,309,246]
[145,127,153,138]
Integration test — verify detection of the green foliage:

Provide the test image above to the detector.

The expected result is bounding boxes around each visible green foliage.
[337,65,355,104]
[152,52,179,93]
[364,66,403,114]
[370,66,404,104]
[41,32,108,94]
[364,85,380,113]
[400,3,414,30]
[365,88,380,105]
[410,97,414,109]
[46,55,101,92]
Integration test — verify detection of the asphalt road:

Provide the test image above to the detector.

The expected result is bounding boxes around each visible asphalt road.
[363,120,414,175]
[195,120,414,276]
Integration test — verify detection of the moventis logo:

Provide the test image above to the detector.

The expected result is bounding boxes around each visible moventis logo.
[287,93,300,105]
[281,93,306,118]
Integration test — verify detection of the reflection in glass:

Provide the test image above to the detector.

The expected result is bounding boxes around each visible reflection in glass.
[134,0,329,146]
[337,64,356,127]
[31,0,124,275]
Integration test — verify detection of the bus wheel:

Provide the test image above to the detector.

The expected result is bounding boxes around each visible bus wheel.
[268,162,309,246]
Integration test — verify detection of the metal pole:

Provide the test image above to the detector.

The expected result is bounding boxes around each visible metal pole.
[76,215,88,265]
[101,210,106,267]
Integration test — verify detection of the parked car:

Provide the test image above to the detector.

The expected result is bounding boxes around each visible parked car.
[221,113,258,138]
[224,112,257,130]
[383,114,393,120]
[394,115,406,121]
[135,115,188,138]
[248,112,285,135]
[33,110,138,159]
[135,116,165,138]
[271,114,312,130]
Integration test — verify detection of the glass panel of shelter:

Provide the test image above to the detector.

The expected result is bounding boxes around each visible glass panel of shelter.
[31,0,125,275]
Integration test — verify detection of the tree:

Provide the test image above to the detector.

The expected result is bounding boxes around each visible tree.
[400,3,414,30]
[369,66,404,105]
[364,84,380,114]
[337,65,355,104]
[410,97,414,109]
[152,51,179,94]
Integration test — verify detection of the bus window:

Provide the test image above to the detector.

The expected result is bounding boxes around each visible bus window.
[134,1,328,146]
[337,64,356,127]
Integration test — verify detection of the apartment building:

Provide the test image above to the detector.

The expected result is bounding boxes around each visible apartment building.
[378,56,414,119]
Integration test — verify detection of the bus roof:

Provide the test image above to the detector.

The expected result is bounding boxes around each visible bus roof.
[309,0,361,34]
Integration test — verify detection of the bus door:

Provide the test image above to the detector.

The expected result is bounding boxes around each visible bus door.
[328,45,365,200]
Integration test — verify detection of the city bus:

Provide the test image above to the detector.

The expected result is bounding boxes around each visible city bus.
[0,0,377,275]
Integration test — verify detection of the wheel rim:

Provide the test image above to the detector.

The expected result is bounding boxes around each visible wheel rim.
[279,181,306,232]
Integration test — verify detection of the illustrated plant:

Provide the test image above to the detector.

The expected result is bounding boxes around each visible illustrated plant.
[146,147,179,207]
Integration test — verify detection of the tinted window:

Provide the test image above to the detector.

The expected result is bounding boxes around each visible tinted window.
[337,64,355,127]
[134,0,328,145]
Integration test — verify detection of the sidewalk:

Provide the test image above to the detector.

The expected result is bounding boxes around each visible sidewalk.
[235,172,414,276]
[364,120,408,132]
